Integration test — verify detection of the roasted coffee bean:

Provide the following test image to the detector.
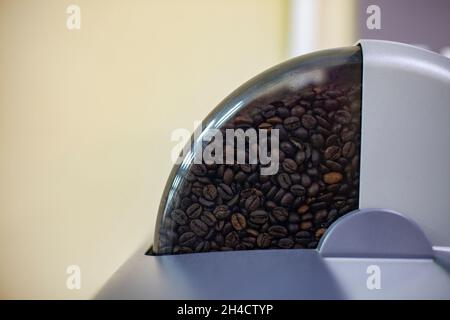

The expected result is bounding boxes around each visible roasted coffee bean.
[284,116,301,130]
[324,99,339,111]
[277,106,290,118]
[315,209,328,222]
[315,228,326,239]
[280,141,296,156]
[334,110,352,124]
[278,238,294,249]
[290,184,306,196]
[231,213,247,231]
[249,210,269,224]
[223,168,234,185]
[291,105,306,117]
[342,141,356,158]
[195,241,211,252]
[277,173,292,189]
[280,192,294,207]
[178,232,196,246]
[190,219,209,237]
[261,104,276,118]
[256,233,272,248]
[171,209,188,225]
[245,195,261,211]
[294,151,306,165]
[311,133,325,148]
[213,205,229,220]
[323,172,343,184]
[201,211,217,226]
[191,164,207,176]
[282,158,298,173]
[268,225,288,238]
[325,160,343,171]
[225,231,240,248]
[186,203,202,219]
[324,146,341,160]
[217,183,233,200]
[271,207,289,222]
[199,197,215,207]
[301,114,317,129]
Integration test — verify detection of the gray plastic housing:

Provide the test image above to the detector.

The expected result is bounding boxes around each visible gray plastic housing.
[358,40,450,246]
[97,209,450,299]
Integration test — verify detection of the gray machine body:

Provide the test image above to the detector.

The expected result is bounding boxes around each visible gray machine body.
[97,209,450,299]
[97,40,450,299]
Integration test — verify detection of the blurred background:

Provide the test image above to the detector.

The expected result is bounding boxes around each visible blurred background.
[0,0,448,299]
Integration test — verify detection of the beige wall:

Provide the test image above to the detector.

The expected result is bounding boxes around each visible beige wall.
[0,0,357,299]
[0,0,287,299]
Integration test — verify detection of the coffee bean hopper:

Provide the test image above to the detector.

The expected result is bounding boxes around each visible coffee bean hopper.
[97,40,450,299]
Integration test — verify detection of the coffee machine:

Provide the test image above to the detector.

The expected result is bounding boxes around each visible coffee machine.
[97,40,450,299]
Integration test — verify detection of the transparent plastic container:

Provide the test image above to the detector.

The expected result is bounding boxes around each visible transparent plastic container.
[153,46,362,255]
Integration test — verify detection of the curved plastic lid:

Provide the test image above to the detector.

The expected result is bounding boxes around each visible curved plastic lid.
[153,46,362,255]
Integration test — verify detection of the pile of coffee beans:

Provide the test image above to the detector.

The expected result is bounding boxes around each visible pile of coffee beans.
[155,74,361,255]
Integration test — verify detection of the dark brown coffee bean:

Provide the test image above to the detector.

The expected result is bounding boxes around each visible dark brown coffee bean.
[278,238,294,249]
[280,192,294,207]
[301,114,317,129]
[273,188,286,203]
[245,195,261,211]
[249,210,268,224]
[178,231,196,246]
[311,133,324,148]
[324,146,341,160]
[256,233,272,248]
[171,209,188,225]
[213,205,229,220]
[277,173,292,189]
[223,168,234,185]
[261,104,276,118]
[201,211,217,226]
[280,141,296,156]
[268,225,288,238]
[292,127,308,140]
[291,105,306,117]
[231,213,247,231]
[186,203,202,219]
[225,231,239,248]
[334,110,352,124]
[234,171,247,182]
[195,241,210,252]
[282,158,298,173]
[290,184,306,196]
[190,219,209,237]
[277,106,290,118]
[191,164,207,176]
[198,197,215,207]
[271,207,288,222]
[266,116,283,125]
[203,184,217,201]
[301,174,312,187]
[325,160,343,171]
[284,116,301,130]
[246,228,259,237]
[341,127,355,142]
[308,182,320,196]
[217,183,233,200]
[342,141,356,158]
[294,151,306,165]
[315,209,328,222]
